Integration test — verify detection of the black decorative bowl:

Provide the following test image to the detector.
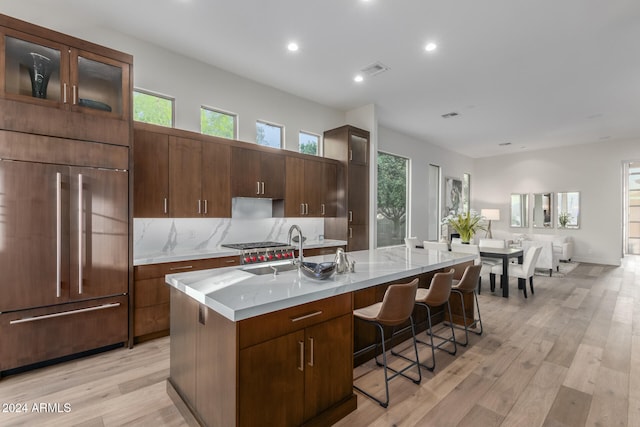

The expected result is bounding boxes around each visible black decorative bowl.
[300,261,336,280]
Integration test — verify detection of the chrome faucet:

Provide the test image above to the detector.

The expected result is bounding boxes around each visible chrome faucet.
[287,225,304,266]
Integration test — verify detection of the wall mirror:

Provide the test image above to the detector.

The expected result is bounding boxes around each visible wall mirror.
[557,191,580,229]
[510,193,529,228]
[532,192,553,228]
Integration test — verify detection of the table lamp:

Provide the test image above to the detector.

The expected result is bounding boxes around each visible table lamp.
[481,209,500,238]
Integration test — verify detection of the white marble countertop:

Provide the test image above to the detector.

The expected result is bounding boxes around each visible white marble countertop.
[165,247,476,322]
[134,239,347,266]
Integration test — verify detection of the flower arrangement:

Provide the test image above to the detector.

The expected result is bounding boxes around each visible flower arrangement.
[558,211,572,228]
[442,210,486,243]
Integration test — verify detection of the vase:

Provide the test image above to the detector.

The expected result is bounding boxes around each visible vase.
[28,52,52,99]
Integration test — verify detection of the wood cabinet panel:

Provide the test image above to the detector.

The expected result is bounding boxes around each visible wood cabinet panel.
[134,304,170,337]
[133,129,169,217]
[134,277,170,307]
[261,151,285,199]
[202,141,231,217]
[285,156,305,216]
[304,313,353,421]
[0,295,128,372]
[169,288,197,407]
[238,293,352,349]
[304,159,323,216]
[239,330,306,427]
[169,136,202,217]
[322,162,338,217]
[231,146,261,197]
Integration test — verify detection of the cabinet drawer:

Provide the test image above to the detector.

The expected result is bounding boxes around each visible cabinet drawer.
[134,256,240,280]
[239,293,352,349]
[0,296,128,372]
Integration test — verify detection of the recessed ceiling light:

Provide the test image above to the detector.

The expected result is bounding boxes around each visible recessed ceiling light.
[287,42,299,52]
[425,42,437,52]
[354,74,364,83]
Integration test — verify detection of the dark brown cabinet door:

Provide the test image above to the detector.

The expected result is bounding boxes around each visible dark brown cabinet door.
[70,167,128,300]
[261,151,285,199]
[169,136,202,217]
[285,156,305,216]
[348,164,369,225]
[304,314,353,421]
[0,160,69,312]
[133,129,169,217]
[231,147,261,197]
[202,141,231,217]
[239,330,305,427]
[304,159,323,216]
[322,162,338,217]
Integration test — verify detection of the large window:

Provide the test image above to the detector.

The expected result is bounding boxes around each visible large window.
[256,121,283,148]
[133,89,173,127]
[201,107,237,139]
[377,152,409,247]
[299,131,320,156]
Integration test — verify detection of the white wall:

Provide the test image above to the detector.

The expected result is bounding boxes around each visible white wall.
[473,139,640,265]
[377,126,475,244]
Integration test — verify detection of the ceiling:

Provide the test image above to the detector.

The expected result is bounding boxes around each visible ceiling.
[4,0,640,158]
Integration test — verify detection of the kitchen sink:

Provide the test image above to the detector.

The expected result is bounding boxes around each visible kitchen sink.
[243,263,298,275]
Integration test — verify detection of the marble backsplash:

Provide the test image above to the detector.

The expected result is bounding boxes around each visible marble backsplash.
[133,217,325,257]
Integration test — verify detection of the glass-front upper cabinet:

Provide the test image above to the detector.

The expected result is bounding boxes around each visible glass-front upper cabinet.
[349,133,368,165]
[3,31,67,105]
[71,49,128,118]
[2,28,129,120]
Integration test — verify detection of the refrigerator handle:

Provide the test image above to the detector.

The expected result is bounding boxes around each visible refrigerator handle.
[78,173,84,295]
[56,172,62,298]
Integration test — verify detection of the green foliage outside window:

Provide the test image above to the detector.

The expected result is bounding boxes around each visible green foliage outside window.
[201,108,235,139]
[133,91,173,127]
[377,152,408,247]
[299,132,319,156]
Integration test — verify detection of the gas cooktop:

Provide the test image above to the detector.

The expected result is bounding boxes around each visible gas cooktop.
[221,241,289,250]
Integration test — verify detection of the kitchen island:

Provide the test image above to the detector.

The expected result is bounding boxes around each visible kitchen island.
[165,247,475,427]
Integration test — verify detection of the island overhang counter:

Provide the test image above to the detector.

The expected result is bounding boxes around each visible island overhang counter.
[165,247,476,427]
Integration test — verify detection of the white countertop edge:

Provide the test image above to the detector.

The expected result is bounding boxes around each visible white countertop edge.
[166,250,476,322]
[134,239,347,266]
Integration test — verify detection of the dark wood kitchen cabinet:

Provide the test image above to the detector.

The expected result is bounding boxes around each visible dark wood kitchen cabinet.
[133,125,231,218]
[323,125,370,251]
[133,256,239,342]
[285,156,338,218]
[169,290,356,427]
[0,14,131,146]
[231,146,285,199]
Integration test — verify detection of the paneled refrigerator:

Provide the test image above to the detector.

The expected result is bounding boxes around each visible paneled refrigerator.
[0,137,129,375]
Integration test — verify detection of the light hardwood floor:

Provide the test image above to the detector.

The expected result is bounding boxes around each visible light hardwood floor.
[1,257,638,427]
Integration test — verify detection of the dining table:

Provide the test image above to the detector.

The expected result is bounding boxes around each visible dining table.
[479,247,524,297]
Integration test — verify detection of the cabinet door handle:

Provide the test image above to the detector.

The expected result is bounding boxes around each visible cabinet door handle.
[349,227,353,239]
[198,199,202,214]
[72,85,77,105]
[56,172,62,298]
[261,181,265,195]
[170,265,193,271]
[349,149,353,162]
[291,311,323,323]
[77,174,84,295]
[163,198,168,214]
[10,303,121,325]
[321,204,325,216]
[308,337,315,367]
[298,341,304,372]
[349,211,353,222]
[204,199,208,214]
[63,83,68,104]
[300,203,305,215]
[305,204,309,215]
[256,181,261,195]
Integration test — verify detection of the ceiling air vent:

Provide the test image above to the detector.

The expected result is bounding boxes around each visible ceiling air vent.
[360,62,390,77]
[441,112,459,119]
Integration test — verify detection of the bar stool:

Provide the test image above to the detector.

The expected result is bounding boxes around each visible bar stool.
[449,264,483,346]
[353,278,421,408]
[414,269,457,371]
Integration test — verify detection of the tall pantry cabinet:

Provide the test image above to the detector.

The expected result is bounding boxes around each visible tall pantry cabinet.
[323,125,370,251]
[0,14,132,375]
